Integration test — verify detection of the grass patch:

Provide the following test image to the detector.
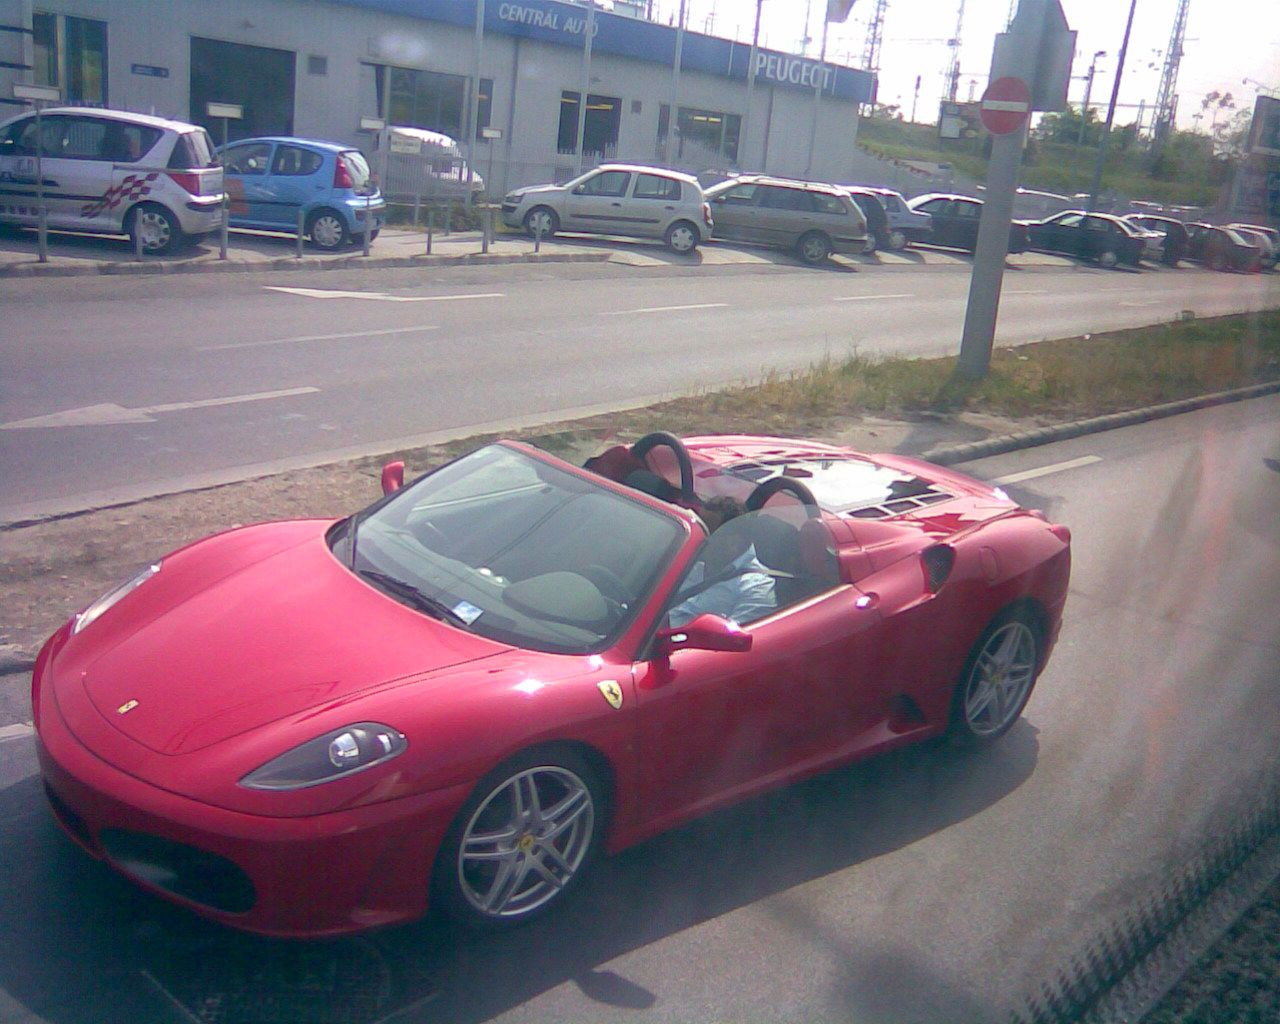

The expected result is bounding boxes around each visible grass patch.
[484,309,1280,452]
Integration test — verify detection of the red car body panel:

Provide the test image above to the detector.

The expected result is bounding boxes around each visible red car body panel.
[33,435,1070,936]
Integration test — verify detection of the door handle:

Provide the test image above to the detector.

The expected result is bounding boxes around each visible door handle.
[611,202,623,207]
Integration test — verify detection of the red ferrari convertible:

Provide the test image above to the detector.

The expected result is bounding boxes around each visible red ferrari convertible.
[32,432,1070,936]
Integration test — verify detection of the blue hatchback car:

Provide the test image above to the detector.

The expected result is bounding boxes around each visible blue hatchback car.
[216,137,385,250]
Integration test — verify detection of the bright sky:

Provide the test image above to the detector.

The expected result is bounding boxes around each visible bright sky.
[647,0,1280,131]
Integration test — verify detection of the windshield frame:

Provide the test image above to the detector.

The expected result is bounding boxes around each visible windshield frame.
[328,442,692,656]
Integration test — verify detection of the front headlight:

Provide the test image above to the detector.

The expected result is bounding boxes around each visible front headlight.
[73,562,161,635]
[239,723,407,790]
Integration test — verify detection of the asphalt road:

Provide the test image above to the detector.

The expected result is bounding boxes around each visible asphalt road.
[2,258,1278,522]
[0,394,1277,1023]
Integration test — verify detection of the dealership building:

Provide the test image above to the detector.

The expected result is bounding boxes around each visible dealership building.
[0,0,876,196]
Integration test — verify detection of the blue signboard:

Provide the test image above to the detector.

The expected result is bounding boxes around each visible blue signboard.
[130,63,170,78]
[340,0,875,104]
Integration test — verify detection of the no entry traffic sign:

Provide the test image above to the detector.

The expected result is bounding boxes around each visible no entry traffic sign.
[980,76,1031,135]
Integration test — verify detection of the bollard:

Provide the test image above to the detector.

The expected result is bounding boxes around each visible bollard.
[296,208,305,259]
[427,209,434,255]
[482,207,491,254]
[534,219,542,254]
[37,204,49,263]
[362,195,371,257]
[219,194,229,260]
[444,204,451,236]
[134,215,145,261]
[412,195,421,228]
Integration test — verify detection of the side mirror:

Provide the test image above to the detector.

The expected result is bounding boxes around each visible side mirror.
[655,613,752,656]
[381,460,405,495]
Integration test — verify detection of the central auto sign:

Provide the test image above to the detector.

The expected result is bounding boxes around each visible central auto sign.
[348,0,875,104]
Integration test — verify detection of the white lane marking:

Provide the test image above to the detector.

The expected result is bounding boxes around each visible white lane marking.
[602,302,729,316]
[833,292,914,302]
[200,325,440,352]
[0,722,34,742]
[264,286,504,303]
[1119,299,1162,307]
[1,387,320,429]
[992,455,1102,485]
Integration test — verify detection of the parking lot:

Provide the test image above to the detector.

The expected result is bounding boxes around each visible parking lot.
[0,221,1098,278]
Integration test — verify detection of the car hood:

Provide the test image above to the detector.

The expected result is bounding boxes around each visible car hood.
[67,521,511,756]
[509,183,562,201]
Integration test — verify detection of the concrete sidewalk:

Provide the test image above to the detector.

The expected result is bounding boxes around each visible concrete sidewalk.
[0,223,1081,278]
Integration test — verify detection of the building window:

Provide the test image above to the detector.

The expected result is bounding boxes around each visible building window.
[32,12,108,106]
[659,105,741,164]
[558,92,621,156]
[377,66,491,142]
[307,55,328,77]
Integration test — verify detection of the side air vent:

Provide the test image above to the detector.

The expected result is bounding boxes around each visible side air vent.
[922,544,956,593]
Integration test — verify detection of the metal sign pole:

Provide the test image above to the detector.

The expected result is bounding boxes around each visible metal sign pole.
[220,117,230,260]
[35,103,46,263]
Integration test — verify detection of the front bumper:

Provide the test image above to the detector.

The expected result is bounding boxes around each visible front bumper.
[32,634,469,937]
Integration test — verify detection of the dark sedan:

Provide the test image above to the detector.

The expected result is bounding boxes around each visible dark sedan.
[905,193,1028,254]
[1125,214,1190,266]
[1186,223,1263,273]
[1025,210,1145,268]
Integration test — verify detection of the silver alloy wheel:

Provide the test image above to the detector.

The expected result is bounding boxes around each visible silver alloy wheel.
[888,229,908,251]
[457,764,595,920]
[666,222,697,253]
[962,620,1038,737]
[1098,249,1119,269]
[136,208,173,252]
[310,212,346,249]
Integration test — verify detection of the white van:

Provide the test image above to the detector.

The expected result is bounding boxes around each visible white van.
[0,107,224,253]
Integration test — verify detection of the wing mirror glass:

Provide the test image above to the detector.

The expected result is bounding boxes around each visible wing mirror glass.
[655,614,752,656]
[381,460,405,495]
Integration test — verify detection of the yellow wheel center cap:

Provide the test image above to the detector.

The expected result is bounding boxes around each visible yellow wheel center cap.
[518,834,535,853]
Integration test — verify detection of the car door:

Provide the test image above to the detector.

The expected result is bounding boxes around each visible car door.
[0,115,43,226]
[952,198,984,250]
[6,114,79,229]
[914,198,954,247]
[1033,212,1082,254]
[707,182,758,241]
[755,184,817,249]
[220,141,276,226]
[561,168,633,235]
[266,143,327,228]
[633,513,884,825]
[630,171,684,239]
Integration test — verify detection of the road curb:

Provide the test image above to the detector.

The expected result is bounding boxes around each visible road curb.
[0,645,37,674]
[0,249,612,279]
[919,379,1280,466]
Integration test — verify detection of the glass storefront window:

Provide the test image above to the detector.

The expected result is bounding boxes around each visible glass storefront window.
[32,12,107,105]
[557,92,621,156]
[658,105,742,164]
[380,66,491,142]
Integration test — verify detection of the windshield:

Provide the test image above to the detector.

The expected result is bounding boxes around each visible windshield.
[332,445,685,654]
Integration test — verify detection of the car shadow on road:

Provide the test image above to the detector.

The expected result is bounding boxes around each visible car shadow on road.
[0,726,1037,1024]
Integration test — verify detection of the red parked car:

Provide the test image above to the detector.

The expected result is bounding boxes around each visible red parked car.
[32,432,1071,936]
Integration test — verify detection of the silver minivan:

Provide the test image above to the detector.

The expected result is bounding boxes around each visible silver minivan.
[0,107,224,253]
[501,163,712,253]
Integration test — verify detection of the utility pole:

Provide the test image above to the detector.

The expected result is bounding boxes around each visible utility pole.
[860,0,888,115]
[573,2,597,175]
[668,0,687,164]
[1151,0,1190,151]
[945,0,966,102]
[911,73,922,123]
[805,13,831,177]
[741,0,764,170]
[1077,50,1105,147]
[465,0,485,205]
[1086,0,1136,213]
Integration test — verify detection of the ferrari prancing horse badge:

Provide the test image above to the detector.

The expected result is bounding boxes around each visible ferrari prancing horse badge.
[597,680,624,710]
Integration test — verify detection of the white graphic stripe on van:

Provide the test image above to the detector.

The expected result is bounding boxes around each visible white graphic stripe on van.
[81,172,159,218]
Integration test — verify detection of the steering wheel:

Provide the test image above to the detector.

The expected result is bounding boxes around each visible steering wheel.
[630,431,697,505]
[745,475,821,517]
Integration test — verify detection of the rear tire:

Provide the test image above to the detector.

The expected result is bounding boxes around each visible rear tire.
[665,220,700,253]
[948,607,1042,746]
[797,230,831,264]
[1097,249,1119,269]
[887,229,908,251]
[308,209,349,251]
[128,203,183,255]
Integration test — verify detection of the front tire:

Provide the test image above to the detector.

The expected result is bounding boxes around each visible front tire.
[949,608,1041,745]
[433,748,604,930]
[308,209,350,250]
[665,220,700,253]
[524,206,559,239]
[797,230,832,264]
[128,203,183,255]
